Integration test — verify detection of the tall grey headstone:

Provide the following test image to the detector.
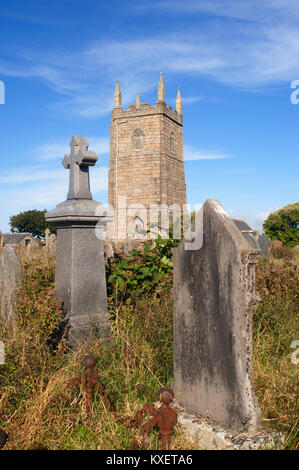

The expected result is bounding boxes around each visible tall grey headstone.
[46,136,111,349]
[173,199,261,431]
[0,246,22,322]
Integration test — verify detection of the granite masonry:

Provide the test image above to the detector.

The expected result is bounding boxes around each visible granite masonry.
[173,199,261,431]
[46,136,111,349]
[108,74,187,240]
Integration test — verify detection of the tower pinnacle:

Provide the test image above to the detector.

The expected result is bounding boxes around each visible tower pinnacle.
[158,72,165,103]
[114,80,122,108]
[176,87,182,115]
[136,92,141,109]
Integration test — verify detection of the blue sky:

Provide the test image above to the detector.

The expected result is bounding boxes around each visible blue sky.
[0,0,298,232]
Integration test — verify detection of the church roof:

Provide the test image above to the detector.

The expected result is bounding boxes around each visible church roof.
[232,219,258,233]
[0,232,37,245]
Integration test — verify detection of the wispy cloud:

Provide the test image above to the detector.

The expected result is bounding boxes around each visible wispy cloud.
[227,207,275,231]
[140,0,299,24]
[0,4,299,117]
[32,143,69,161]
[33,137,109,161]
[253,209,274,231]
[0,137,230,230]
[181,96,204,105]
[0,166,66,184]
[1,7,78,26]
[0,160,108,231]
[184,145,230,161]
[0,168,67,231]
[168,95,204,106]
[0,164,108,191]
[1,1,299,118]
[89,137,110,155]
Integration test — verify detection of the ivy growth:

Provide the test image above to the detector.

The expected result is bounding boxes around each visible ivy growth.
[106,236,180,308]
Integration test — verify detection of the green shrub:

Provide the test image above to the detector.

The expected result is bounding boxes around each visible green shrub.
[263,202,299,247]
[106,236,179,307]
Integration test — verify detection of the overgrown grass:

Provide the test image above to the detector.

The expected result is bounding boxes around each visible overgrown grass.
[0,248,298,449]
[0,248,196,450]
[253,258,299,450]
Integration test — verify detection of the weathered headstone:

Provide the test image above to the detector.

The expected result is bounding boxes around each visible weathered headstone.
[104,242,114,259]
[242,232,260,251]
[173,199,261,431]
[241,232,271,258]
[46,136,111,348]
[0,246,22,322]
[45,228,56,257]
[258,233,271,257]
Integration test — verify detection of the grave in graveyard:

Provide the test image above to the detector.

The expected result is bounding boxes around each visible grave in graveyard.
[46,136,111,348]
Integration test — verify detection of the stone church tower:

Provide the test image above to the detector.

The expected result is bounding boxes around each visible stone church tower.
[108,73,187,240]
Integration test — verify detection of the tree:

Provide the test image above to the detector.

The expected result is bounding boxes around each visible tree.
[9,209,56,239]
[263,202,299,247]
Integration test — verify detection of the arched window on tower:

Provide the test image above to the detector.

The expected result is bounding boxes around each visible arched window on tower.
[132,128,145,150]
[128,216,145,239]
[170,132,175,154]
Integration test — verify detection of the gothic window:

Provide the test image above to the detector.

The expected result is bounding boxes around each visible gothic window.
[128,216,145,239]
[170,132,175,153]
[132,128,145,150]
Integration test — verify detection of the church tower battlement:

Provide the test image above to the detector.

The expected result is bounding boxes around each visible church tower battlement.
[108,73,187,240]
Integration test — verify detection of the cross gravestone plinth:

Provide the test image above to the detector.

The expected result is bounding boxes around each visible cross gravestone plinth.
[46,136,111,349]
[173,199,261,431]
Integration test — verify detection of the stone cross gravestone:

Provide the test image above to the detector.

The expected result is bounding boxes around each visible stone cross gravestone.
[46,136,111,349]
[62,136,97,200]
[173,199,261,431]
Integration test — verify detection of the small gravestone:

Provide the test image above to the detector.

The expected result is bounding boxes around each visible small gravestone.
[45,228,56,257]
[242,232,260,251]
[0,247,22,322]
[258,233,271,257]
[242,232,271,258]
[104,242,114,259]
[46,137,111,349]
[173,199,261,431]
